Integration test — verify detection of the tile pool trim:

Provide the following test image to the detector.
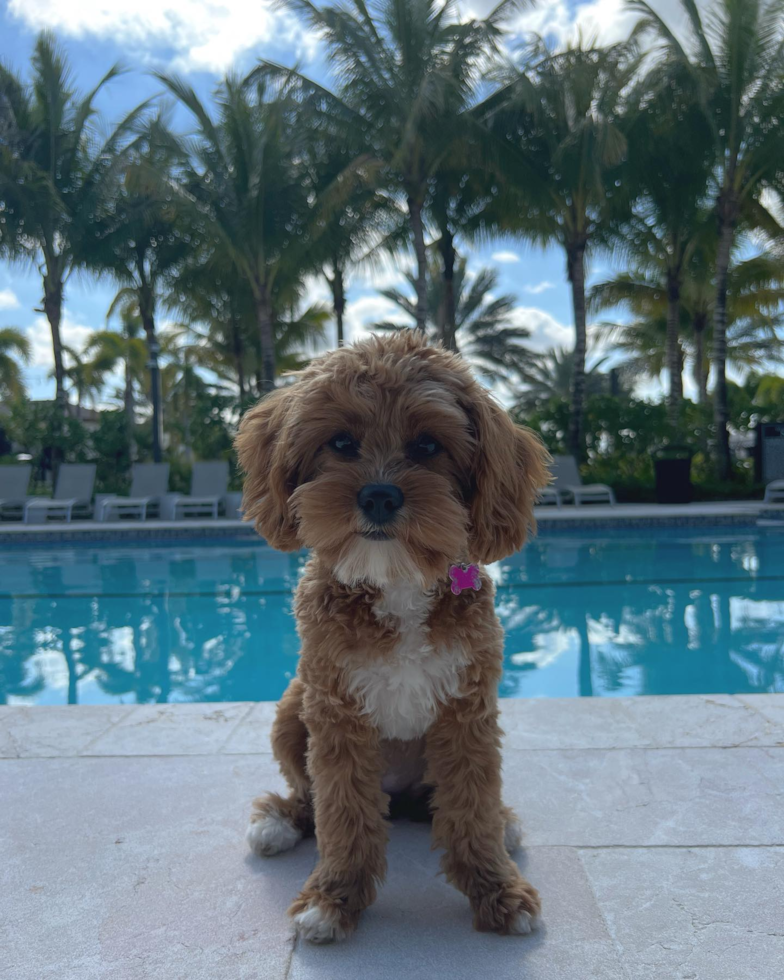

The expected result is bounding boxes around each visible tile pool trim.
[0,501,782,544]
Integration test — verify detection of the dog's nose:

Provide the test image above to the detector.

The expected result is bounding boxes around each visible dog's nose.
[357,483,404,525]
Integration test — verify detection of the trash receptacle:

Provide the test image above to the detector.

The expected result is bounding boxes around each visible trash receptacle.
[654,445,694,504]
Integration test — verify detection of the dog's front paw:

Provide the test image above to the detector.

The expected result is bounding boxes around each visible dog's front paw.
[289,895,352,944]
[472,875,542,936]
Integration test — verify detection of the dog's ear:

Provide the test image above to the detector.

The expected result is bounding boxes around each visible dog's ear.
[235,386,301,550]
[465,391,551,564]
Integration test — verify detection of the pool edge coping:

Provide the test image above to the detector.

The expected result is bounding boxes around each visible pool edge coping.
[1,502,782,544]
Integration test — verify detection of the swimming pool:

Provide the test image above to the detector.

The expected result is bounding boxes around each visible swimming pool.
[1,526,782,705]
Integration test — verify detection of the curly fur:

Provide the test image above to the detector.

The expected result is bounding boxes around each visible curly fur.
[236,331,550,942]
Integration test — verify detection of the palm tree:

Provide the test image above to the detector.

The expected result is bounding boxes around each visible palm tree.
[85,302,149,443]
[375,256,533,386]
[159,328,216,463]
[301,131,407,347]
[429,158,501,350]
[630,0,784,477]
[0,327,30,400]
[60,345,103,420]
[483,39,639,459]
[272,300,331,372]
[83,117,191,461]
[169,243,257,400]
[691,252,784,397]
[0,33,147,413]
[156,69,315,392]
[514,347,611,412]
[275,0,515,335]
[588,276,678,392]
[721,253,784,368]
[591,252,784,397]
[319,182,404,350]
[173,280,329,401]
[618,63,714,421]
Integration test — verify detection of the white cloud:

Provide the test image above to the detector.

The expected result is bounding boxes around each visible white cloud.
[8,0,316,74]
[344,295,408,344]
[25,314,94,370]
[758,188,784,243]
[510,306,573,352]
[491,251,520,264]
[24,313,131,402]
[509,0,701,52]
[522,280,555,295]
[0,288,20,311]
[351,259,409,292]
[8,0,709,74]
[7,0,704,78]
[303,274,332,307]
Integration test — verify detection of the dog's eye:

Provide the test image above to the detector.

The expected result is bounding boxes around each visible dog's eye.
[328,432,360,458]
[408,433,442,462]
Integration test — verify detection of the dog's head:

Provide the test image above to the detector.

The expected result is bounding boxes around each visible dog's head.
[235,332,549,587]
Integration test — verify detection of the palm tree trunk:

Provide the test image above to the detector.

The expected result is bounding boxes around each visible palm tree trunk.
[713,208,735,480]
[124,359,134,419]
[255,285,276,394]
[567,241,587,461]
[331,263,346,347]
[43,274,66,410]
[42,270,66,478]
[182,394,193,464]
[139,297,163,464]
[693,314,708,404]
[438,230,458,352]
[124,356,136,460]
[666,275,683,425]
[408,196,428,334]
[230,308,245,399]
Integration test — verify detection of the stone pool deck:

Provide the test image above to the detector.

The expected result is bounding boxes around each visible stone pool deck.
[2,694,783,980]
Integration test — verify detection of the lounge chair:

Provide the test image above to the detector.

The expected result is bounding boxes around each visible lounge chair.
[538,485,562,508]
[0,465,32,520]
[764,480,784,504]
[166,461,229,520]
[24,464,96,523]
[223,491,243,520]
[98,463,170,521]
[541,455,616,507]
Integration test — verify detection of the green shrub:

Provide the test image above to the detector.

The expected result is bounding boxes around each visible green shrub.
[4,402,91,487]
[3,398,240,495]
[91,412,133,493]
[521,392,765,502]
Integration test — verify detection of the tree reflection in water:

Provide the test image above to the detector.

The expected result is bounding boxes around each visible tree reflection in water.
[496,528,784,698]
[1,529,782,705]
[0,543,302,705]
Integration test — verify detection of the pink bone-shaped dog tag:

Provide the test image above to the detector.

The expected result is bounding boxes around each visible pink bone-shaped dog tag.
[448,563,482,596]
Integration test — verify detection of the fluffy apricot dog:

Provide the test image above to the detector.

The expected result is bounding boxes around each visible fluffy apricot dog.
[235,331,550,943]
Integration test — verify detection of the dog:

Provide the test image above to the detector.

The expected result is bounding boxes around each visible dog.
[235,330,550,943]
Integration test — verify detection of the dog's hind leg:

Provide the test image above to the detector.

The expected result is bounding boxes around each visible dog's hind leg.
[502,804,524,854]
[247,678,314,857]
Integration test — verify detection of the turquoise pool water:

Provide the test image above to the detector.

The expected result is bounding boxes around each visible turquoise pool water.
[1,526,783,705]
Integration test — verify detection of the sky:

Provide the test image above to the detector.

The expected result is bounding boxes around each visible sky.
[0,0,709,401]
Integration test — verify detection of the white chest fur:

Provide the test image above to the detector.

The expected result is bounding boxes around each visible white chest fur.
[347,582,465,741]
